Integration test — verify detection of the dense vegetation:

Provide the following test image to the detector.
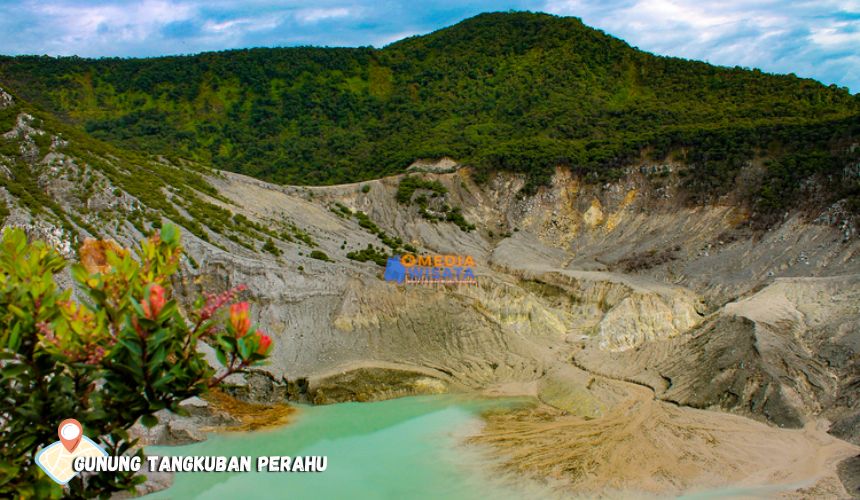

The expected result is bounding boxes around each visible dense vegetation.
[346,244,390,267]
[1,12,858,214]
[0,225,273,497]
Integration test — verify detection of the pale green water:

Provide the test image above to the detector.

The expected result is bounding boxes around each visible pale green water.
[144,394,801,500]
[145,395,554,500]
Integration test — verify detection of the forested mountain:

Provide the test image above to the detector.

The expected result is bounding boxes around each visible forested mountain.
[0,11,858,213]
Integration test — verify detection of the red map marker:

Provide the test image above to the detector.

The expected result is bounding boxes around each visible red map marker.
[58,418,83,453]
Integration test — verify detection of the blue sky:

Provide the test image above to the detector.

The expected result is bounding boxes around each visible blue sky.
[0,0,857,92]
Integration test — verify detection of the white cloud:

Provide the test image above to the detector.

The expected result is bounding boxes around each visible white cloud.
[542,0,859,90]
[810,23,860,47]
[294,7,353,23]
[202,14,283,35]
[31,0,196,43]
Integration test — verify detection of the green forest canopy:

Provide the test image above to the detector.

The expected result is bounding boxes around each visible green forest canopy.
[1,11,858,213]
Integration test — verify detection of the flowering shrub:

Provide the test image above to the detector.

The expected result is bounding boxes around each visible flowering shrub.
[0,224,273,498]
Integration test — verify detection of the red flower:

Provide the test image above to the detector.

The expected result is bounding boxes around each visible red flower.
[229,302,251,337]
[255,331,272,355]
[142,284,167,320]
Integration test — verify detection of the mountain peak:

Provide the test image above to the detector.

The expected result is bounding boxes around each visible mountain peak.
[389,10,617,54]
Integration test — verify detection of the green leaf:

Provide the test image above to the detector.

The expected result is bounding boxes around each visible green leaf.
[160,223,178,245]
[1,364,27,378]
[129,297,145,318]
[118,337,143,357]
[214,348,228,367]
[110,362,144,378]
[237,336,251,360]
[7,324,22,351]
[148,328,169,349]
[151,372,175,391]
[147,346,167,371]
[157,301,178,321]
[7,304,25,319]
[140,414,159,428]
[217,336,235,354]
[70,264,89,286]
[113,428,130,442]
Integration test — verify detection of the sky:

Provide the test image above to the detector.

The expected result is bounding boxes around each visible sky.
[0,0,857,92]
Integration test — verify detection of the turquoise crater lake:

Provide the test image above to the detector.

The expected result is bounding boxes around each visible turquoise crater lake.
[145,395,554,500]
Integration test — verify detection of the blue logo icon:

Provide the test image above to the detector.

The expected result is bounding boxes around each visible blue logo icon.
[383,256,405,283]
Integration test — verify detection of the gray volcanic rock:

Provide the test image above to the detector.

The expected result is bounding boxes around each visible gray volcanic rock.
[123,166,860,431]
[573,275,859,430]
[839,456,860,499]
[309,366,448,404]
[130,397,236,446]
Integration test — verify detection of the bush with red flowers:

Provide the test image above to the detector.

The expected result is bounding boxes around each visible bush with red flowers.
[0,223,274,498]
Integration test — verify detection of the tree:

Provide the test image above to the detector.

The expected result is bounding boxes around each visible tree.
[0,223,273,498]
[261,237,281,256]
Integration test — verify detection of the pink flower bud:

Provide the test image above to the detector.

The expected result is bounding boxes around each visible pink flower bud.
[229,302,251,337]
[255,331,272,355]
[143,284,167,320]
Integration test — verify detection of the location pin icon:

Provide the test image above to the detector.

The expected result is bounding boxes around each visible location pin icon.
[58,418,83,453]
